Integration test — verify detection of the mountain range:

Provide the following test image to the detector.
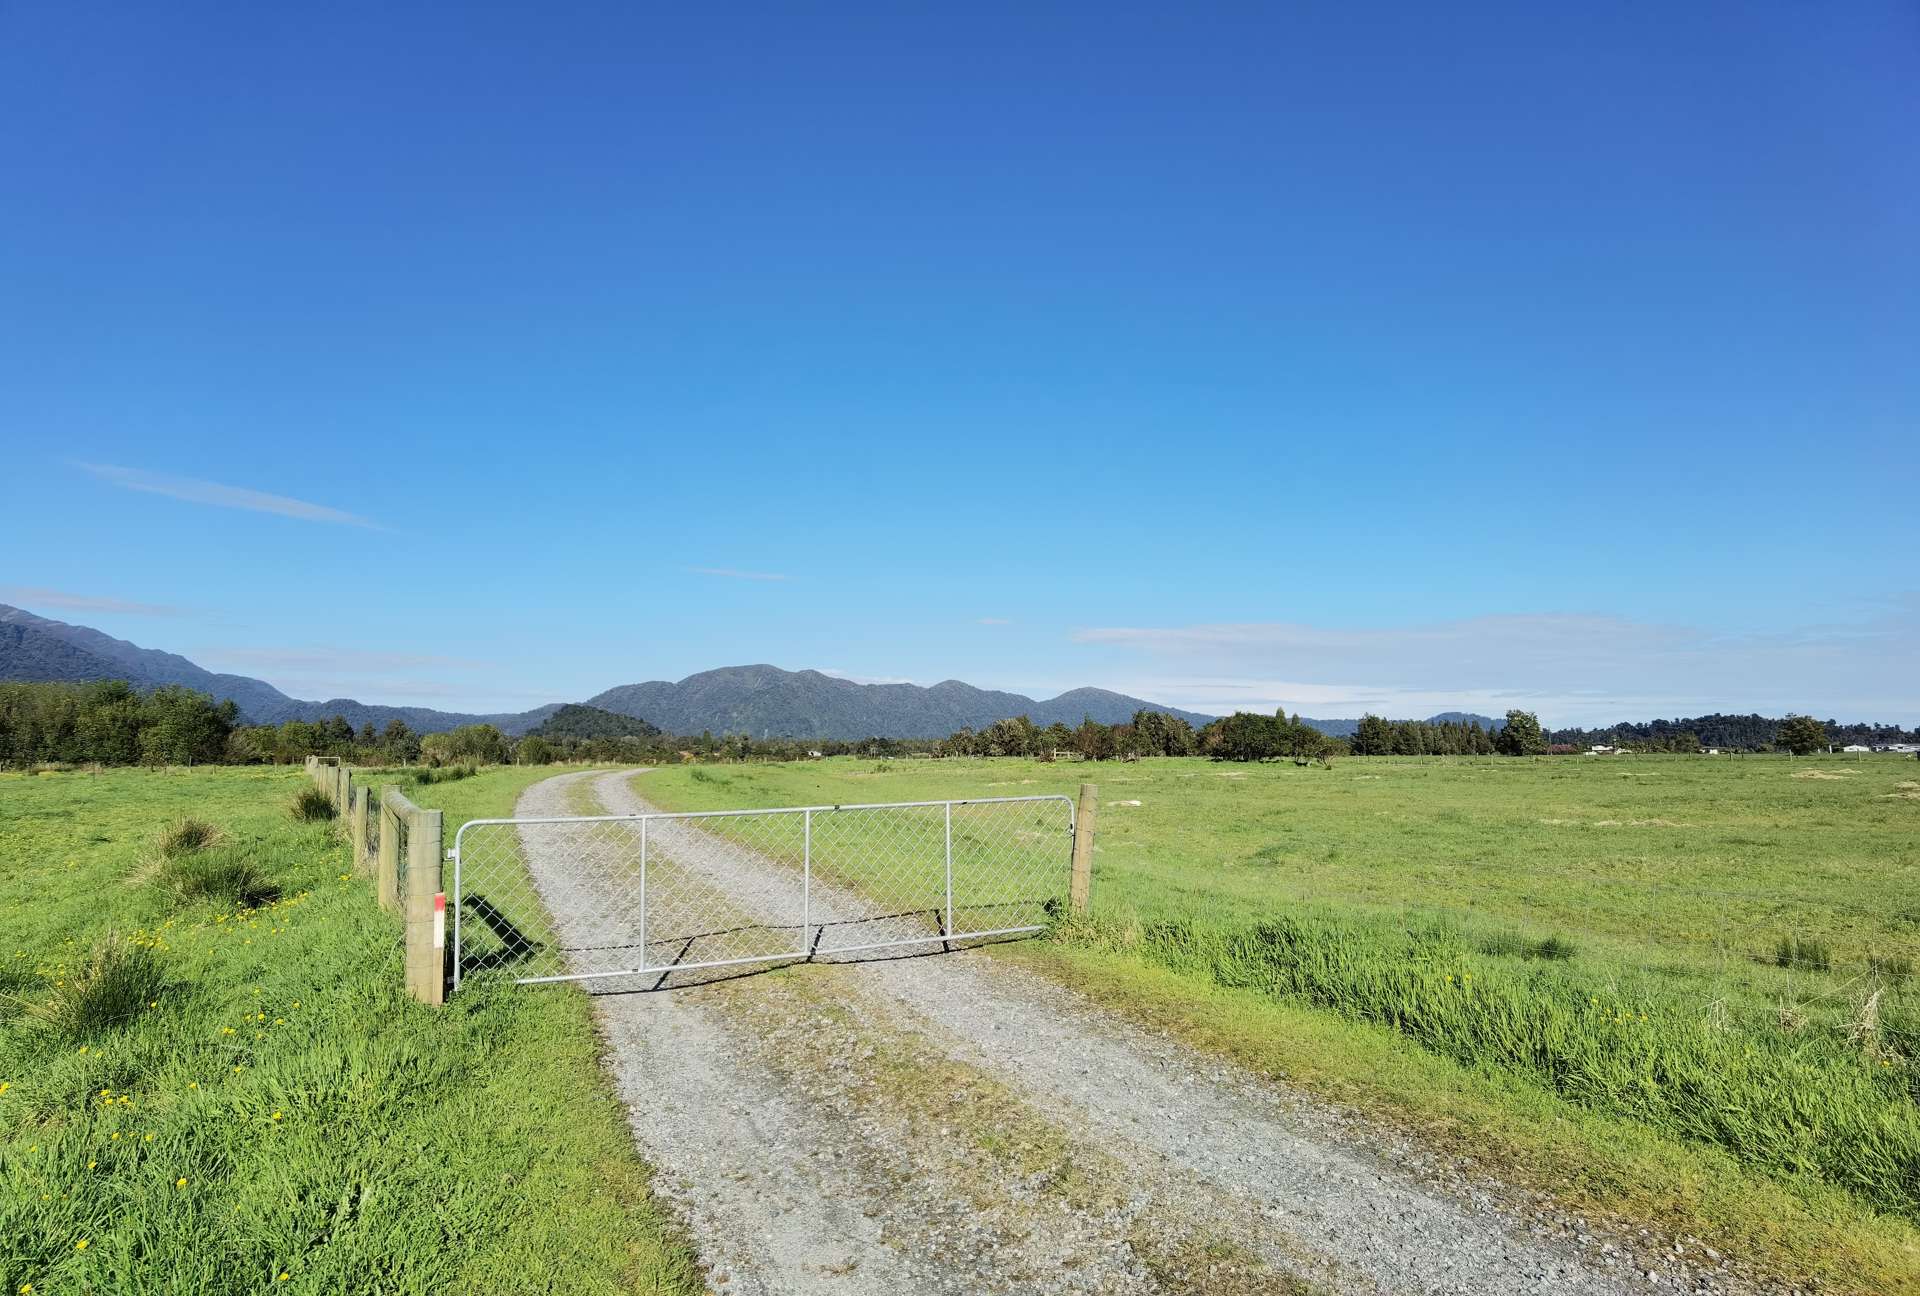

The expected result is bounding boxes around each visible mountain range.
[0,604,1212,739]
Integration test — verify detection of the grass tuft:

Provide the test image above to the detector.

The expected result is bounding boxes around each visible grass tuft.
[412,764,477,786]
[156,816,224,856]
[19,931,168,1039]
[1775,933,1833,973]
[1481,929,1578,961]
[152,844,280,907]
[290,785,337,821]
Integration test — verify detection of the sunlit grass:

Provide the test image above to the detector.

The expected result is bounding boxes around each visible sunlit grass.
[0,765,696,1296]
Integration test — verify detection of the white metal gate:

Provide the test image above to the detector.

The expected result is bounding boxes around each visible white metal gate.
[449,795,1076,989]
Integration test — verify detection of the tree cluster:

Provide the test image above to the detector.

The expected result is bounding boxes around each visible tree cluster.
[1350,714,1500,756]
[0,680,237,767]
[935,710,1199,761]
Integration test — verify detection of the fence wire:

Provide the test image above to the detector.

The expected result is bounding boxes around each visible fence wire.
[450,796,1073,988]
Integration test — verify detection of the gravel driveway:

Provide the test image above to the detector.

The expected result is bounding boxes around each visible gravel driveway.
[511,770,1755,1296]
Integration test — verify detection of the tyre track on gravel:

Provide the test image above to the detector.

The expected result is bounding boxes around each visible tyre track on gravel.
[516,770,1745,1296]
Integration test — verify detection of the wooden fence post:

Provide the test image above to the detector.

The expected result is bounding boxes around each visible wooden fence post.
[404,807,446,1005]
[1070,782,1097,913]
[350,784,369,872]
[377,788,400,914]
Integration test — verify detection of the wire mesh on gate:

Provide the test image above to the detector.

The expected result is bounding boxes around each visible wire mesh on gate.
[450,796,1074,988]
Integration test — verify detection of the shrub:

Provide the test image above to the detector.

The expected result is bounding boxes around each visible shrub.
[19,933,167,1039]
[1775,933,1832,973]
[291,786,337,821]
[156,816,223,857]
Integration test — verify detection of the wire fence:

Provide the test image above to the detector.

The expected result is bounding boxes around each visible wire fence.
[450,796,1077,989]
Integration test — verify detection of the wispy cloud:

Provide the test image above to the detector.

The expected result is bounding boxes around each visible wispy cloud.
[0,586,187,616]
[820,668,919,686]
[198,648,492,673]
[688,566,788,582]
[1074,605,1920,725]
[976,617,1012,626]
[75,463,384,530]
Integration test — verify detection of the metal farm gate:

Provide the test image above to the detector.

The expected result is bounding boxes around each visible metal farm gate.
[448,795,1077,990]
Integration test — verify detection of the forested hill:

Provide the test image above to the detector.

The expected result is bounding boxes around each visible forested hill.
[585,667,1213,741]
[0,605,562,735]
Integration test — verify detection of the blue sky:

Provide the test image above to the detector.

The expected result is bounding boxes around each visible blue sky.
[3,2,1915,725]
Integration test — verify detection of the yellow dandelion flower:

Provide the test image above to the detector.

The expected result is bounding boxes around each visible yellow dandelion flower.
[88,1160,97,1169]
[278,1274,290,1283]
[110,1132,120,1141]
[271,1111,283,1121]
[73,1240,88,1251]
[175,1177,188,1188]
[144,1132,154,1142]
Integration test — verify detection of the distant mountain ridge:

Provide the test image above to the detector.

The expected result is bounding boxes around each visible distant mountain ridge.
[0,605,561,735]
[0,605,1211,739]
[585,667,1213,740]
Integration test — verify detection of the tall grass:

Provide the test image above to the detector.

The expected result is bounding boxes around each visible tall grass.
[156,817,223,856]
[1057,909,1920,1219]
[152,845,280,908]
[17,932,168,1039]
[289,785,336,821]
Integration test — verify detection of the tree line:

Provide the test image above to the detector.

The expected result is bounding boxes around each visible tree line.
[941,708,1545,762]
[5,678,1906,770]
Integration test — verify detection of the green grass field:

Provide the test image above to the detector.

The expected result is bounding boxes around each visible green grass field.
[0,766,698,1296]
[630,753,1920,1292]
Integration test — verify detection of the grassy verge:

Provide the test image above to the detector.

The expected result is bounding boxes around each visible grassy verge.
[628,755,1920,1293]
[0,765,698,1296]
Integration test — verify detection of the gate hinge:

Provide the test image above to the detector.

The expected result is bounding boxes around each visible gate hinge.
[445,849,456,861]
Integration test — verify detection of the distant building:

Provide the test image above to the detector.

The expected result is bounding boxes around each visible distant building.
[1876,743,1920,754]
[1841,744,1872,753]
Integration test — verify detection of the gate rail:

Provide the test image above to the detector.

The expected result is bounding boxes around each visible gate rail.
[450,790,1093,991]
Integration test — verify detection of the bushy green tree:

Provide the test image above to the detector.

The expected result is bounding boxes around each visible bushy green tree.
[1494,710,1546,756]
[1776,714,1829,756]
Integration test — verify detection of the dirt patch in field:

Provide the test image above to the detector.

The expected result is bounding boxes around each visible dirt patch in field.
[1882,782,1920,801]
[1108,799,1143,807]
[1791,770,1852,781]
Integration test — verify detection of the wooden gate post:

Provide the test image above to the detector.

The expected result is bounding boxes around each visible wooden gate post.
[1070,782,1097,913]
[404,807,446,1005]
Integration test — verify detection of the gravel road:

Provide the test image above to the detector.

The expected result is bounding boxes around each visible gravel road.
[513,770,1758,1296]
